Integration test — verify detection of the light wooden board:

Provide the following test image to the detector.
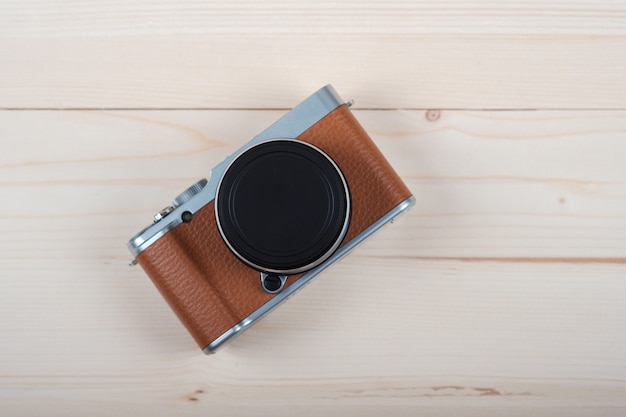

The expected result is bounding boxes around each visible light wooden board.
[1,0,626,108]
[2,109,625,259]
[2,36,625,109]
[1,109,625,416]
[2,0,626,415]
[3,0,626,37]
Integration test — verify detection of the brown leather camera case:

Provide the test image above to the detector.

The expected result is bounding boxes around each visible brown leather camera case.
[136,104,412,350]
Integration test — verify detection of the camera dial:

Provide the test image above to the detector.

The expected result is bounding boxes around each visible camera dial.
[173,178,208,208]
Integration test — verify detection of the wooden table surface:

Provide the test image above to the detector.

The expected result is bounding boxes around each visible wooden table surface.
[1,1,625,416]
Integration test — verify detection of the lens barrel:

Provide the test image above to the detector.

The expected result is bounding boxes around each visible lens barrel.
[215,139,350,275]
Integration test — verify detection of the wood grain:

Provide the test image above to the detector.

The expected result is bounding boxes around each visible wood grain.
[1,259,625,416]
[1,109,625,415]
[3,0,626,37]
[1,1,625,108]
[2,36,625,109]
[2,1,625,414]
[2,109,624,259]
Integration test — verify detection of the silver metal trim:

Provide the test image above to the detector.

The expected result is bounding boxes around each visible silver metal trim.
[214,138,351,276]
[127,85,344,257]
[203,195,416,354]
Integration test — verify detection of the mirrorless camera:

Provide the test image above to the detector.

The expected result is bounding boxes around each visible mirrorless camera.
[128,85,414,354]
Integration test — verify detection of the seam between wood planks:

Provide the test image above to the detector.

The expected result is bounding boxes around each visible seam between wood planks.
[2,108,626,111]
[365,256,626,265]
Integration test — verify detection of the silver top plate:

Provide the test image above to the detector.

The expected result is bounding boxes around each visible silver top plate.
[127,85,345,256]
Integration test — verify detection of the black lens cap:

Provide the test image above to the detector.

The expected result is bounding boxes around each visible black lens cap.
[216,140,350,274]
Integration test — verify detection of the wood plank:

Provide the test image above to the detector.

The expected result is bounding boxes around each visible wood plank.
[2,0,626,37]
[1,259,625,415]
[2,1,625,109]
[2,35,624,109]
[1,109,624,259]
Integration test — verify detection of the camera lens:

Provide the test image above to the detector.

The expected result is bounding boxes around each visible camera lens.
[215,139,350,275]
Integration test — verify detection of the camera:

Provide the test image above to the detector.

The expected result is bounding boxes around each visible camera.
[128,85,414,354]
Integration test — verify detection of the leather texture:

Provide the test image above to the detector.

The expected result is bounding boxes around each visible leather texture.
[136,104,413,350]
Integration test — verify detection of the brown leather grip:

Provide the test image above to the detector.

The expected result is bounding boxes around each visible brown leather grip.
[136,104,412,349]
